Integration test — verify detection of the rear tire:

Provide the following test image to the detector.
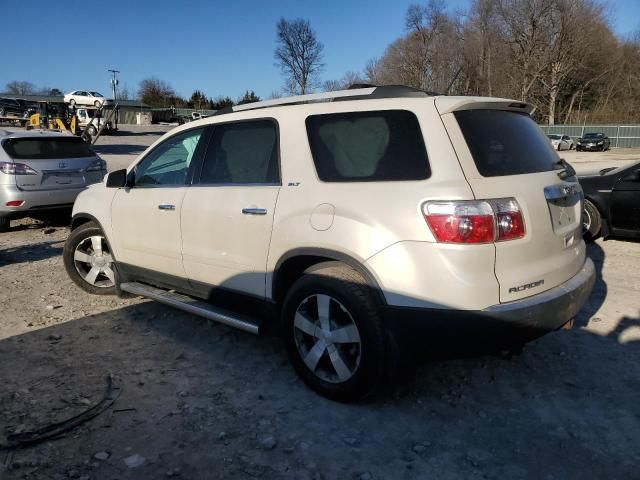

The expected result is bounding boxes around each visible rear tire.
[87,125,97,136]
[0,216,9,232]
[94,100,101,108]
[582,199,602,241]
[69,99,76,106]
[63,221,116,295]
[282,263,392,402]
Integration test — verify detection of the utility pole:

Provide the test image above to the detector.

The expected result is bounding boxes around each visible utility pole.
[108,69,120,129]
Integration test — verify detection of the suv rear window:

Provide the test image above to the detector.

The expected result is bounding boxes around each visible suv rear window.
[306,110,429,182]
[3,137,95,160]
[454,110,557,177]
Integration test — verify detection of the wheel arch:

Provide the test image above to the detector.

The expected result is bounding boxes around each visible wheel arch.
[271,248,386,307]
[71,212,102,231]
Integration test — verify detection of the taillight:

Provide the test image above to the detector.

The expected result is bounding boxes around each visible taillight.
[0,161,38,175]
[423,198,525,244]
[493,198,525,241]
[423,201,494,243]
[6,200,25,207]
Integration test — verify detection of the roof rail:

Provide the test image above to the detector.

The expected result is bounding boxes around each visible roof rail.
[223,85,437,116]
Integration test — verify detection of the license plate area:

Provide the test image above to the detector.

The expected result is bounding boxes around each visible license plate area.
[41,170,85,187]
[544,184,583,235]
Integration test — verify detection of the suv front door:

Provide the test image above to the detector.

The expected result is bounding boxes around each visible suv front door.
[181,119,280,298]
[111,127,206,285]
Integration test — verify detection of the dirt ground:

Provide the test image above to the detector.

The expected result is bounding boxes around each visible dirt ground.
[0,127,639,479]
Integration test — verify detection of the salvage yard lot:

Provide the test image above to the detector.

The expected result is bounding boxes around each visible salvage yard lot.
[0,127,639,479]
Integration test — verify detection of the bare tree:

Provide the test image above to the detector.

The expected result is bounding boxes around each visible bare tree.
[274,18,324,94]
[138,77,176,107]
[322,71,366,91]
[6,81,36,95]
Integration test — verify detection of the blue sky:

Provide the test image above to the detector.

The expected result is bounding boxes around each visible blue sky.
[2,0,638,101]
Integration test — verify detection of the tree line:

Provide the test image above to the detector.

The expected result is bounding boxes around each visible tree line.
[275,1,639,125]
[6,1,638,123]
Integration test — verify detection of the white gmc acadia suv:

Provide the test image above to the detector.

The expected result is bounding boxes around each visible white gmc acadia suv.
[63,86,596,401]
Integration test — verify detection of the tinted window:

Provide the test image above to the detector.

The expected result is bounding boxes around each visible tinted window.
[306,110,429,182]
[199,120,279,184]
[455,110,558,177]
[3,137,95,159]
[135,128,203,186]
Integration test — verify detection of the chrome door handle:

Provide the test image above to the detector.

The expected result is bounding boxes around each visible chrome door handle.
[158,204,176,210]
[242,207,267,215]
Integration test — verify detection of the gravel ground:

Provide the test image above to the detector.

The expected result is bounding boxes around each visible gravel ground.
[0,128,638,479]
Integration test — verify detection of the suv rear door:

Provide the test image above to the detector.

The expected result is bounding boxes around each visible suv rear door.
[438,101,585,303]
[2,136,103,190]
[181,119,280,298]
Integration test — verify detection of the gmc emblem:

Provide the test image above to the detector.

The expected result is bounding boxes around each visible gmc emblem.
[509,279,544,293]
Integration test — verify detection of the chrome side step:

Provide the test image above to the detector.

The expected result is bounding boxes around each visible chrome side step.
[120,282,260,335]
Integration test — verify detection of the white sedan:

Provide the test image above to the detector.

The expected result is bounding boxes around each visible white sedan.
[64,91,107,107]
[547,134,575,151]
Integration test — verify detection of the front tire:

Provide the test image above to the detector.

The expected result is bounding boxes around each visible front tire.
[63,221,116,295]
[282,263,391,402]
[582,199,602,241]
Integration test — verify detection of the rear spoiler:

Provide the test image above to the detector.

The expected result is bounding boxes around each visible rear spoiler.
[435,97,536,116]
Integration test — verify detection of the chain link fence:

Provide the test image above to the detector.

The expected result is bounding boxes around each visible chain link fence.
[538,124,640,148]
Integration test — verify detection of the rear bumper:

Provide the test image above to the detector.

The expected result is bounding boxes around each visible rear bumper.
[0,184,86,217]
[383,258,596,350]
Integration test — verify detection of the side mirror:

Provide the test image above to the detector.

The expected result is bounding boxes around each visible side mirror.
[106,169,128,188]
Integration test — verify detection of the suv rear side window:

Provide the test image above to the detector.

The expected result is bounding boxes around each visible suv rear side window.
[198,120,279,184]
[454,110,558,177]
[3,137,95,159]
[306,110,429,182]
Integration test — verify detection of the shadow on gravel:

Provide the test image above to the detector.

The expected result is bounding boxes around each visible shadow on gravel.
[92,144,148,156]
[578,241,607,326]
[0,298,638,479]
[0,240,64,266]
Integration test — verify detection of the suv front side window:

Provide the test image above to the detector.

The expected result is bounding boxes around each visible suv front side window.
[134,128,204,187]
[198,120,279,185]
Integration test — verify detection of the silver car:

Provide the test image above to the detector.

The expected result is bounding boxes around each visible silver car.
[0,130,106,231]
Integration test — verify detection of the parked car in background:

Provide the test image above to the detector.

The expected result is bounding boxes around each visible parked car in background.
[0,98,27,117]
[579,160,640,240]
[14,99,38,116]
[64,91,107,107]
[547,134,574,151]
[576,132,610,151]
[75,108,113,136]
[63,86,595,401]
[0,130,107,231]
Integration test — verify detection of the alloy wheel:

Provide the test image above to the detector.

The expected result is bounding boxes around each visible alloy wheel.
[293,294,362,383]
[73,235,115,288]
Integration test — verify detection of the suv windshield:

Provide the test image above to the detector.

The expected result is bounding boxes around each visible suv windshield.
[583,133,603,139]
[455,110,558,177]
[548,134,561,140]
[3,136,95,159]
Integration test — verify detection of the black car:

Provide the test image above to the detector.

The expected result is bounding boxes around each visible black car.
[579,160,640,240]
[576,132,610,152]
[14,98,38,116]
[0,98,26,117]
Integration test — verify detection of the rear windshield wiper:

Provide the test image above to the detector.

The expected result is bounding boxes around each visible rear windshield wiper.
[554,158,576,180]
